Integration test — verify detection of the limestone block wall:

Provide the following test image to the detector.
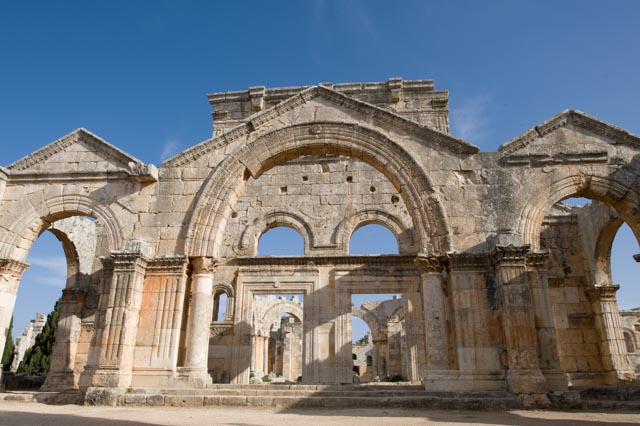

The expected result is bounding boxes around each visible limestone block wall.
[0,79,638,397]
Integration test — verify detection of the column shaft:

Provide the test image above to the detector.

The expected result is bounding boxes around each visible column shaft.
[182,257,215,385]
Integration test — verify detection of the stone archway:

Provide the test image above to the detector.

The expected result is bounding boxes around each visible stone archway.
[519,174,640,251]
[184,122,451,259]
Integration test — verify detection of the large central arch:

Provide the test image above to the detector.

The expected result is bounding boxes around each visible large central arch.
[185,122,451,258]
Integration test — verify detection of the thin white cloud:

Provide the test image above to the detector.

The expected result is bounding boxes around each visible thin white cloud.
[451,95,493,144]
[29,256,67,276]
[160,139,182,162]
[29,275,66,289]
[25,255,67,288]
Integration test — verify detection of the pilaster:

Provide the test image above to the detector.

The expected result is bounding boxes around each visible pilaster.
[587,284,636,382]
[83,250,148,390]
[492,245,548,394]
[415,255,449,371]
[525,251,567,390]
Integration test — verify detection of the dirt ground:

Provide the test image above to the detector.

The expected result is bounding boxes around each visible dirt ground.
[0,402,639,426]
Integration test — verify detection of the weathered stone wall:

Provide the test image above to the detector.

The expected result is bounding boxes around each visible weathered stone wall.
[0,79,637,400]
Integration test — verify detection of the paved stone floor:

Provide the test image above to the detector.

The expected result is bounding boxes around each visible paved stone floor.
[0,402,639,426]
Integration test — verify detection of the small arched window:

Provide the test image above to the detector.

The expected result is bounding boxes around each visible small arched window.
[213,291,228,322]
[349,223,398,255]
[258,226,304,256]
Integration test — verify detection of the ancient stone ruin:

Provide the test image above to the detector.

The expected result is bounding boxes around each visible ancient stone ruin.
[0,79,639,406]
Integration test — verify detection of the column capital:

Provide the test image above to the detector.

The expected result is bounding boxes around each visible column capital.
[491,244,531,266]
[0,258,29,278]
[108,250,149,272]
[60,287,87,304]
[588,284,620,302]
[190,256,219,275]
[415,254,446,273]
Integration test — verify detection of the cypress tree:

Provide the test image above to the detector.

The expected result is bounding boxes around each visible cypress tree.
[17,300,60,376]
[1,316,15,370]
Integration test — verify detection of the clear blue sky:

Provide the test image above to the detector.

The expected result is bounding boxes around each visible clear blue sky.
[2,1,639,338]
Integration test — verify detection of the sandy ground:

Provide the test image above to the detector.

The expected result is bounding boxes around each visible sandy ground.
[0,402,639,426]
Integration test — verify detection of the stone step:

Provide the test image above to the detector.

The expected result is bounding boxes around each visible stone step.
[0,391,84,405]
[581,399,640,410]
[127,387,428,397]
[121,393,524,410]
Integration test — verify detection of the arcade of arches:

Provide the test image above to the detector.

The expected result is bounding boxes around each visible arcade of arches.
[0,79,639,404]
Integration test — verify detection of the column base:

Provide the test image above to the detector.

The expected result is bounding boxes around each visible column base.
[541,369,569,391]
[41,369,78,391]
[423,370,506,392]
[80,365,132,389]
[84,386,126,406]
[507,368,548,394]
[176,367,212,388]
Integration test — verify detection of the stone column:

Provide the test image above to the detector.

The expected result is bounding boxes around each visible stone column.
[588,284,636,382]
[181,256,216,386]
[403,290,426,381]
[0,259,29,378]
[492,245,548,394]
[525,252,567,390]
[43,287,87,391]
[262,336,269,373]
[85,251,148,390]
[416,255,449,371]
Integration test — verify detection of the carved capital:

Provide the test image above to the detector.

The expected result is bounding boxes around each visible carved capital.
[191,256,219,275]
[110,250,149,272]
[491,245,530,267]
[0,258,29,278]
[60,288,87,304]
[588,284,620,302]
[415,255,446,274]
[447,252,490,271]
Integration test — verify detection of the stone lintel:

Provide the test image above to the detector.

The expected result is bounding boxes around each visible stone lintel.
[491,244,531,266]
[146,256,189,275]
[446,252,490,271]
